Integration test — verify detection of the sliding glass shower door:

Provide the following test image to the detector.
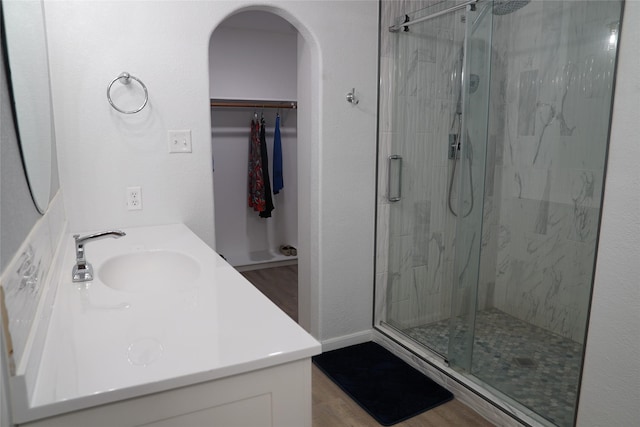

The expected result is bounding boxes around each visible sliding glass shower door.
[379,1,489,364]
[376,1,623,426]
[380,1,466,360]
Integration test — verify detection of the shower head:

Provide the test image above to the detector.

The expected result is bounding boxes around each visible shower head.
[470,0,530,33]
[491,0,530,16]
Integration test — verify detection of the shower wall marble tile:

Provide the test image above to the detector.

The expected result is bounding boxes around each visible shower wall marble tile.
[517,70,538,136]
[490,0,618,342]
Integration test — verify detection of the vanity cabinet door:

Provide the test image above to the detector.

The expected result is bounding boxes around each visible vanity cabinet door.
[139,394,272,427]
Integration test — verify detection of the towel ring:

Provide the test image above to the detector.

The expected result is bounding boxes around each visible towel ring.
[107,72,148,114]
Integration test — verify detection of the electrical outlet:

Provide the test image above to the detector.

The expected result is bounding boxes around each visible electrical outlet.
[126,186,142,210]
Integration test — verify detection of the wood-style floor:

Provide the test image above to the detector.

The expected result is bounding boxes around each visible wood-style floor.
[241,265,494,427]
[241,265,298,322]
[312,365,494,427]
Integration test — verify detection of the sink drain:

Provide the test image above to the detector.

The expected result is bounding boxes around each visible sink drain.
[128,337,164,367]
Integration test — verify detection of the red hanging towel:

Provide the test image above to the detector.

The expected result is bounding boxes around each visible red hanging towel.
[248,119,266,212]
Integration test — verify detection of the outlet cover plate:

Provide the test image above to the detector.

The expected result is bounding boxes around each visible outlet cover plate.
[126,186,142,210]
[168,130,192,153]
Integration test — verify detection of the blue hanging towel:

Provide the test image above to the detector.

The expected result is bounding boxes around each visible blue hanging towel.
[272,114,284,194]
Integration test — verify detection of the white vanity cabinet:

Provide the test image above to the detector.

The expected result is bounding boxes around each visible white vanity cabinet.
[11,224,320,427]
[21,359,311,427]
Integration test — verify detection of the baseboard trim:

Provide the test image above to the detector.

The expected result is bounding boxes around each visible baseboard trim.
[320,330,373,352]
[234,259,298,272]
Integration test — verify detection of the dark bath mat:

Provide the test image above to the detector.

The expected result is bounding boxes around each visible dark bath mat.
[312,341,453,426]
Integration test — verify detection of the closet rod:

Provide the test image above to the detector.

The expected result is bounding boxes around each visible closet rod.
[210,99,297,109]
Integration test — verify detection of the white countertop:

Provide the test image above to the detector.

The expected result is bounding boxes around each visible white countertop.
[16,224,320,423]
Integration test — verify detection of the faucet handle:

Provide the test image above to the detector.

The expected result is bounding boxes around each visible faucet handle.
[72,262,94,282]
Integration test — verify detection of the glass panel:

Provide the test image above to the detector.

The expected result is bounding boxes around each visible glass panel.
[469,2,623,426]
[376,1,622,426]
[379,1,468,360]
[448,1,493,372]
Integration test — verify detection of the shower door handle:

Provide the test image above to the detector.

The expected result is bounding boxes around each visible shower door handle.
[387,155,403,202]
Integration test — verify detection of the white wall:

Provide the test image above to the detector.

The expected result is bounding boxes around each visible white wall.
[45,1,217,244]
[576,1,640,425]
[209,11,297,101]
[44,0,378,344]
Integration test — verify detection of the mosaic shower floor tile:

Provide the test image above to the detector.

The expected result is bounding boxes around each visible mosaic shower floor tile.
[404,308,582,427]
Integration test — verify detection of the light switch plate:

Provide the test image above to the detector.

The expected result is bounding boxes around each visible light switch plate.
[168,130,192,153]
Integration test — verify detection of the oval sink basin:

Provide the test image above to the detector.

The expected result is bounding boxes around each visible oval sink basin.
[98,251,200,292]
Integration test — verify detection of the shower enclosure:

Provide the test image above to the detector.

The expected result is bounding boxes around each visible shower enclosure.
[374,1,623,426]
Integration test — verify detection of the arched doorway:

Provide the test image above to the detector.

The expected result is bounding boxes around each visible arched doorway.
[208,8,318,336]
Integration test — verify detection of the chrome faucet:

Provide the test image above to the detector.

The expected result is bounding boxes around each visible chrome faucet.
[72,230,126,282]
